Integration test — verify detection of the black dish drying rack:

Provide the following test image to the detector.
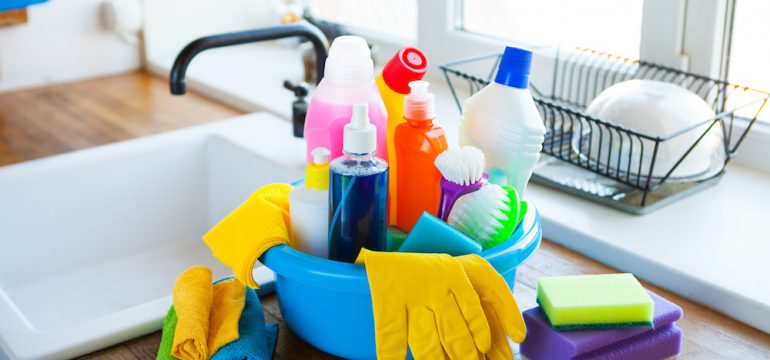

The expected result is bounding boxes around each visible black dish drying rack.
[441,47,768,214]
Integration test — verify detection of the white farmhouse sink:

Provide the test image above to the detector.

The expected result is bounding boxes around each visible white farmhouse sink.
[0,113,305,360]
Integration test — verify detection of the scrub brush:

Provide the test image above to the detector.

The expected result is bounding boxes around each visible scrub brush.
[434,146,486,221]
[447,183,521,249]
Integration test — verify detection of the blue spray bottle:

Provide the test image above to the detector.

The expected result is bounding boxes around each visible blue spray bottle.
[328,103,389,263]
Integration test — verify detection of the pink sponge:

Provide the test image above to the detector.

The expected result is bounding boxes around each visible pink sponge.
[520,291,683,360]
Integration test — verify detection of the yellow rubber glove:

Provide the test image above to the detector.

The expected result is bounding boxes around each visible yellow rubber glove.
[355,249,491,360]
[456,255,526,360]
[203,183,292,288]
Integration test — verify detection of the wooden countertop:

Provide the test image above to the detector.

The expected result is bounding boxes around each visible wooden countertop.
[2,73,768,359]
[76,239,770,359]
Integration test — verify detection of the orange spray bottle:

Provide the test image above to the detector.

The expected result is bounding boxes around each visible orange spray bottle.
[393,81,448,232]
[375,47,429,225]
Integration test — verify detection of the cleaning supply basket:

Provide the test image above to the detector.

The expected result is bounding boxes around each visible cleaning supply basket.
[261,203,541,359]
[441,47,768,214]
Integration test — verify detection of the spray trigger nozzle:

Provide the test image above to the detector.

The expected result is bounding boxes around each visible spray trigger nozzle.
[343,103,377,155]
[350,103,370,129]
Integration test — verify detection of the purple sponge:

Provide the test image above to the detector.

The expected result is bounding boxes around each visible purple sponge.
[520,291,683,360]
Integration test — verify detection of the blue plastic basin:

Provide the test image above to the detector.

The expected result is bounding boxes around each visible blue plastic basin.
[262,205,542,360]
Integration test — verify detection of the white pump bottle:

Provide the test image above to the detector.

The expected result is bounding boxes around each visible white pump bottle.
[289,147,331,258]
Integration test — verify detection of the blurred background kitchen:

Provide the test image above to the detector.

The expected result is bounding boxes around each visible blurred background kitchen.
[1,1,769,359]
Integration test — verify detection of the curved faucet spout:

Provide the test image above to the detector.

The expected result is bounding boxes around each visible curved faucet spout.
[169,22,328,95]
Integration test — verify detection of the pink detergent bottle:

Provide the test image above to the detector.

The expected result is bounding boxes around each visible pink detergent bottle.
[304,36,388,162]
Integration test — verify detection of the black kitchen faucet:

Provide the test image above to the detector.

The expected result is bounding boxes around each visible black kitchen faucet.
[169,22,329,138]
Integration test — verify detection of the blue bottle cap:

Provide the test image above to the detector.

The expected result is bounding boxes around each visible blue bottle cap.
[494,46,533,89]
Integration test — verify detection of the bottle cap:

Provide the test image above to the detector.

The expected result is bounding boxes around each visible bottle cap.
[494,46,533,89]
[343,103,377,155]
[324,36,374,84]
[404,80,435,121]
[311,147,331,165]
[381,46,429,94]
[306,147,330,190]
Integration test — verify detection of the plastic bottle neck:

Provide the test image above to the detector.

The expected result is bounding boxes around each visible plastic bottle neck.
[492,81,531,93]
[323,36,375,88]
[494,75,529,89]
[305,163,329,191]
[323,73,374,87]
[406,118,433,127]
[342,151,376,161]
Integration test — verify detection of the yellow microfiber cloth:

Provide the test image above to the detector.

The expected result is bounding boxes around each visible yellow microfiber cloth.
[172,266,213,360]
[207,278,246,355]
[203,183,293,288]
[170,269,248,360]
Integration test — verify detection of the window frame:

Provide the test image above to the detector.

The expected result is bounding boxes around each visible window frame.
[338,0,770,173]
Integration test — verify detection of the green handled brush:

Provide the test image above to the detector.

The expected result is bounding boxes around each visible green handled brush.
[446,183,522,249]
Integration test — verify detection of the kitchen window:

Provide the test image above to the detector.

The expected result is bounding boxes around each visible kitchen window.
[313,0,769,172]
[461,0,644,58]
[728,0,770,122]
[306,0,417,41]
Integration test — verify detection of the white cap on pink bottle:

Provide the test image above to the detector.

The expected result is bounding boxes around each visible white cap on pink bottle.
[324,36,374,85]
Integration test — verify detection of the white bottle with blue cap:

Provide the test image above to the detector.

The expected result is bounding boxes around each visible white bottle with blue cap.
[459,46,546,195]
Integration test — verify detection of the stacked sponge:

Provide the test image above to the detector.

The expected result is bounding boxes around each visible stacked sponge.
[521,274,683,360]
[537,273,654,330]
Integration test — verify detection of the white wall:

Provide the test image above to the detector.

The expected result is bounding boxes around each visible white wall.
[0,0,141,92]
[143,0,284,65]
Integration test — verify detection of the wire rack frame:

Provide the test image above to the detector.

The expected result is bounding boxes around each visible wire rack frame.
[440,48,768,207]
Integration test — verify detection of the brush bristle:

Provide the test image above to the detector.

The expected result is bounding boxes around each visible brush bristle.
[447,184,511,245]
[434,146,485,186]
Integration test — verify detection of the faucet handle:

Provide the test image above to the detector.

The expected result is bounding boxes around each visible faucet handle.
[283,80,310,98]
[284,80,311,138]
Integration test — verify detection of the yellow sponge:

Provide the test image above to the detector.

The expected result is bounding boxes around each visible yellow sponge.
[537,273,654,330]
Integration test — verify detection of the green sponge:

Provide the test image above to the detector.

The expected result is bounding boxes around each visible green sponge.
[536,273,654,330]
[386,226,408,252]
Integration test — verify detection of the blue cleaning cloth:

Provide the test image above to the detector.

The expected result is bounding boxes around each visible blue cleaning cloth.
[211,287,278,360]
[398,212,482,256]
